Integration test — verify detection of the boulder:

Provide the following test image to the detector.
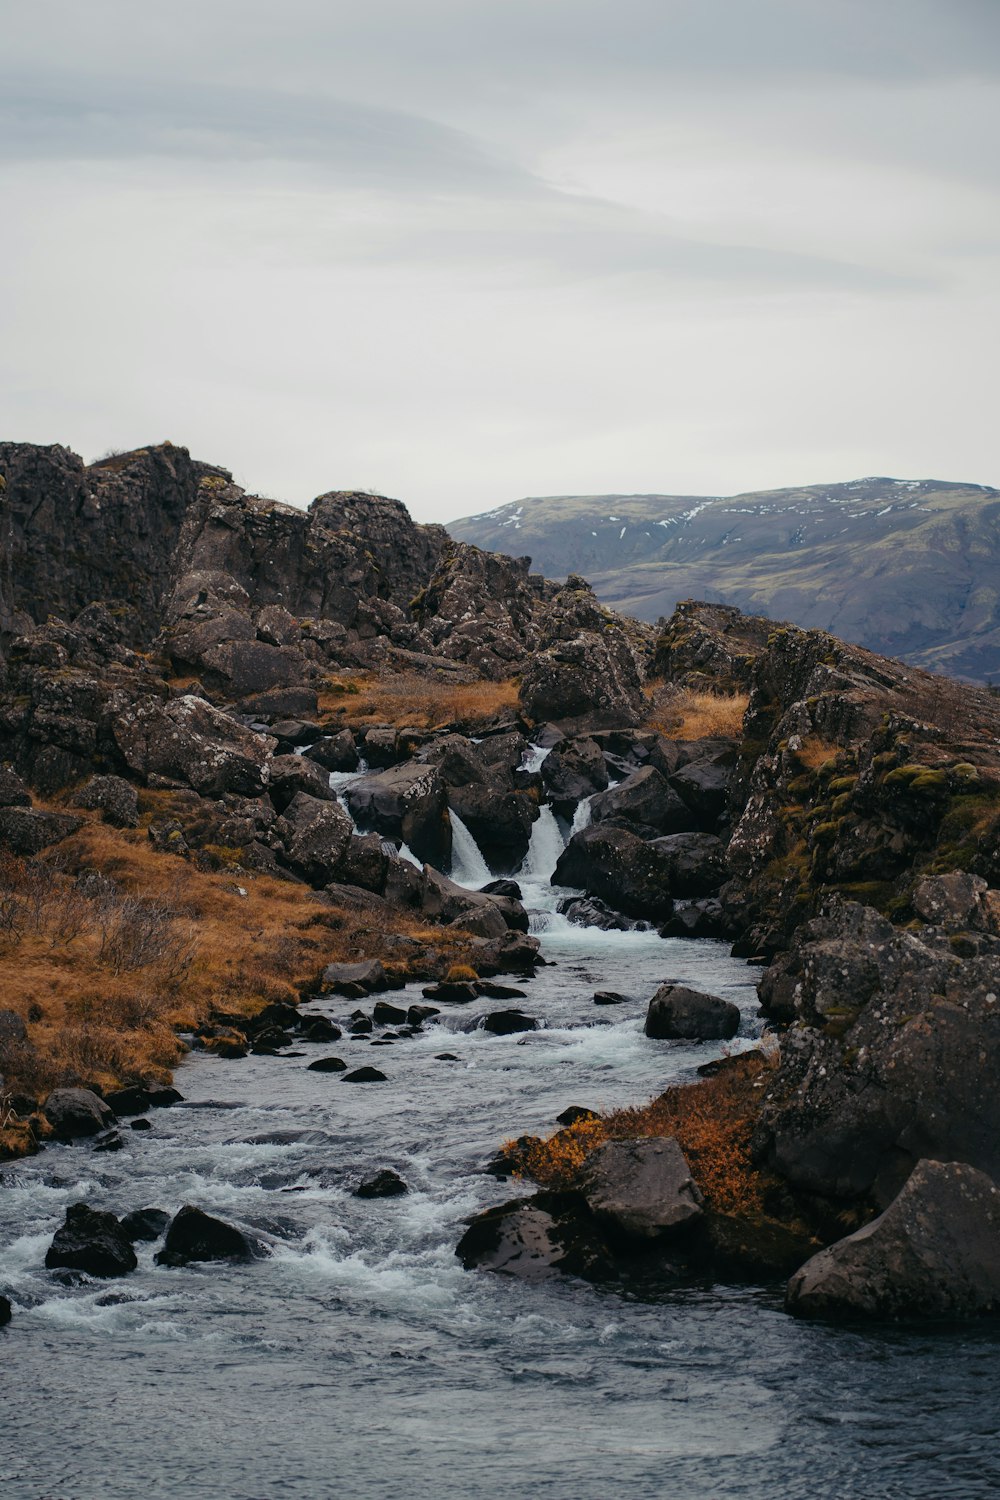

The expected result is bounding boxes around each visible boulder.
[45,1203,138,1278]
[307,1056,348,1072]
[372,1001,407,1025]
[644,984,740,1041]
[342,1066,387,1083]
[552,823,673,921]
[43,1087,116,1140]
[120,1207,170,1242]
[266,755,336,813]
[197,639,308,699]
[155,1206,256,1266]
[0,1295,10,1327]
[647,833,727,897]
[912,871,989,929]
[482,879,522,900]
[578,1137,704,1240]
[519,578,645,728]
[787,1160,1000,1321]
[481,1010,538,1035]
[590,767,698,836]
[354,1168,408,1198]
[113,693,276,797]
[0,767,31,807]
[320,959,388,995]
[0,807,83,854]
[593,991,629,1006]
[557,895,644,932]
[455,1192,614,1280]
[103,1084,182,1115]
[471,930,542,975]
[303,730,359,773]
[278,792,353,884]
[668,758,732,825]
[345,763,450,868]
[447,782,536,868]
[541,738,609,810]
[659,899,736,940]
[334,831,390,894]
[71,774,139,828]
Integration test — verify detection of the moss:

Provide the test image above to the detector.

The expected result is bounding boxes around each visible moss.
[785,774,814,800]
[810,820,840,846]
[828,775,858,795]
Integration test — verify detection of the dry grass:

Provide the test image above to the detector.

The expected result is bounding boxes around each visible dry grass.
[644,683,749,741]
[505,1050,777,1217]
[0,811,466,1143]
[317,672,519,731]
[790,737,844,771]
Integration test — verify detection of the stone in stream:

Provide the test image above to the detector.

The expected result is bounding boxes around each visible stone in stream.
[43,1087,116,1140]
[349,1016,373,1035]
[0,1295,11,1327]
[320,959,389,996]
[354,1169,408,1199]
[421,981,478,1003]
[786,1160,1000,1321]
[481,879,522,900]
[644,984,740,1042]
[593,990,629,1006]
[407,1004,440,1027]
[45,1203,138,1278]
[104,1083,183,1115]
[456,1193,614,1280]
[481,1010,538,1036]
[307,1056,348,1072]
[130,1118,152,1131]
[556,1106,601,1128]
[93,1129,124,1153]
[342,1067,387,1083]
[299,1017,342,1043]
[578,1138,704,1241]
[372,1000,408,1026]
[120,1207,170,1242]
[474,981,527,1000]
[435,1053,460,1062]
[155,1206,258,1266]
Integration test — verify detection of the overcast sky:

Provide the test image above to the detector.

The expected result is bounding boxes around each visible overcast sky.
[3,0,998,522]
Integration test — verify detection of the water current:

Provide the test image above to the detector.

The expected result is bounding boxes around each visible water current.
[2,752,997,1499]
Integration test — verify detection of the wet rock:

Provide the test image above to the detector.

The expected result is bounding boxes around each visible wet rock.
[451,904,508,940]
[345,763,450,868]
[471,930,543,976]
[593,990,628,1006]
[552,824,674,921]
[156,1207,257,1267]
[0,807,83,854]
[268,717,322,750]
[303,729,359,773]
[307,1056,348,1072]
[482,878,523,900]
[456,1192,614,1280]
[578,1138,703,1240]
[120,1207,170,1242]
[474,981,527,1000]
[659,899,736,940]
[342,1066,387,1083]
[590,767,697,836]
[668,759,731,825]
[541,737,609,810]
[787,1160,1000,1321]
[481,1010,538,1035]
[354,1168,408,1198]
[701,1211,819,1279]
[320,959,388,995]
[644,984,740,1041]
[45,1203,138,1278]
[103,1083,182,1116]
[0,1295,11,1327]
[348,1016,373,1036]
[71,774,139,828]
[435,1053,460,1062]
[406,1003,440,1027]
[647,832,727,897]
[558,895,641,932]
[299,1016,342,1043]
[447,782,537,869]
[93,1129,124,1153]
[372,1000,408,1026]
[421,981,478,1004]
[43,1087,116,1140]
[130,1119,152,1131]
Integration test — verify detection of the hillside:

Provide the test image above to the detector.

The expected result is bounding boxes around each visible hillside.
[448,478,1000,682]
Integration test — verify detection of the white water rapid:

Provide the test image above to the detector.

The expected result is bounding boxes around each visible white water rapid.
[448,811,493,888]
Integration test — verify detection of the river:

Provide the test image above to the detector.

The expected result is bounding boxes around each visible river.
[1,766,998,1499]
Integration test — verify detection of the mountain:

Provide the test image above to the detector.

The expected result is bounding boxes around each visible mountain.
[448,478,1000,682]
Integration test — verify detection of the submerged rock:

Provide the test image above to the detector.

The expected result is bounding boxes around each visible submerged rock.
[354,1169,408,1199]
[0,1295,11,1327]
[120,1207,170,1243]
[342,1066,387,1083]
[307,1056,347,1072]
[644,984,740,1042]
[787,1160,1000,1321]
[45,1203,138,1278]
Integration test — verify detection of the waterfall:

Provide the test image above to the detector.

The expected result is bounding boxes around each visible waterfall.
[521,744,552,775]
[448,812,492,889]
[569,795,594,838]
[518,805,566,884]
[397,842,423,869]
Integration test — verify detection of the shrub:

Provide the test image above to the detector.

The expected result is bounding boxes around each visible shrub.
[644,684,749,740]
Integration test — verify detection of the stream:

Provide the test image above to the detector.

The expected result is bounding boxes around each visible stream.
[1,756,998,1499]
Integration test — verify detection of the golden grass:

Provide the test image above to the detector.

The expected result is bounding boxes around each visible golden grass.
[505,1050,777,1217]
[790,737,844,771]
[0,811,466,1143]
[317,672,519,731]
[644,684,749,741]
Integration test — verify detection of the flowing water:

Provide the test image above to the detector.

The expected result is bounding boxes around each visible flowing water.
[2,762,997,1499]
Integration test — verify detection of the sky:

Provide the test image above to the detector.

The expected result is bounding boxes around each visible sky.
[2,0,999,522]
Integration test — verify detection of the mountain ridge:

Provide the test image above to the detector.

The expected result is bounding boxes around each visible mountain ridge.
[447,477,1000,682]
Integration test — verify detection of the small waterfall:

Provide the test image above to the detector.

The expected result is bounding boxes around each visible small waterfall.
[518,805,566,884]
[569,795,594,838]
[448,812,492,889]
[397,842,423,869]
[521,744,552,775]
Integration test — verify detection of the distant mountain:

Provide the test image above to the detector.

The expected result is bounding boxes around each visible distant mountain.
[448,478,1000,682]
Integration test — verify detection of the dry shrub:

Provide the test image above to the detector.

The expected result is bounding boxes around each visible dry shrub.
[445,962,479,983]
[644,683,749,741]
[790,737,843,770]
[318,672,519,731]
[508,1051,777,1217]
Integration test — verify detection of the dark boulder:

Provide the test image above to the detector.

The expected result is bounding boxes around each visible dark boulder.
[455,1192,614,1280]
[354,1168,408,1198]
[0,807,83,854]
[0,767,31,807]
[556,1106,601,1127]
[552,823,673,921]
[447,782,536,868]
[470,930,543,975]
[482,879,522,900]
[558,895,644,932]
[578,1137,704,1240]
[303,729,359,773]
[299,1016,342,1043]
[787,1160,1000,1321]
[519,578,646,729]
[590,767,698,836]
[593,990,629,1006]
[307,1056,348,1072]
[45,1203,138,1278]
[266,755,336,814]
[0,1295,11,1327]
[120,1207,170,1242]
[372,1000,408,1026]
[481,1010,538,1035]
[541,737,609,810]
[156,1206,257,1265]
[422,981,479,1004]
[644,984,740,1041]
[277,792,354,884]
[660,899,736,940]
[43,1087,116,1140]
[345,763,450,868]
[113,693,275,797]
[342,1066,388,1082]
[321,959,388,995]
[669,758,732,825]
[71,774,139,828]
[647,832,727,897]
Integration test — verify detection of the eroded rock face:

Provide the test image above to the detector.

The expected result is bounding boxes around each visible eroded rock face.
[644,984,740,1042]
[519,577,647,729]
[787,1160,1000,1320]
[552,824,674,921]
[112,693,276,797]
[578,1137,704,1240]
[45,1203,138,1278]
[590,766,697,836]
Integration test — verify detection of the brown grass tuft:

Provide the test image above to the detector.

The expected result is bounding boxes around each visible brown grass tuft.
[318,672,519,731]
[644,683,749,741]
[505,1049,777,1216]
